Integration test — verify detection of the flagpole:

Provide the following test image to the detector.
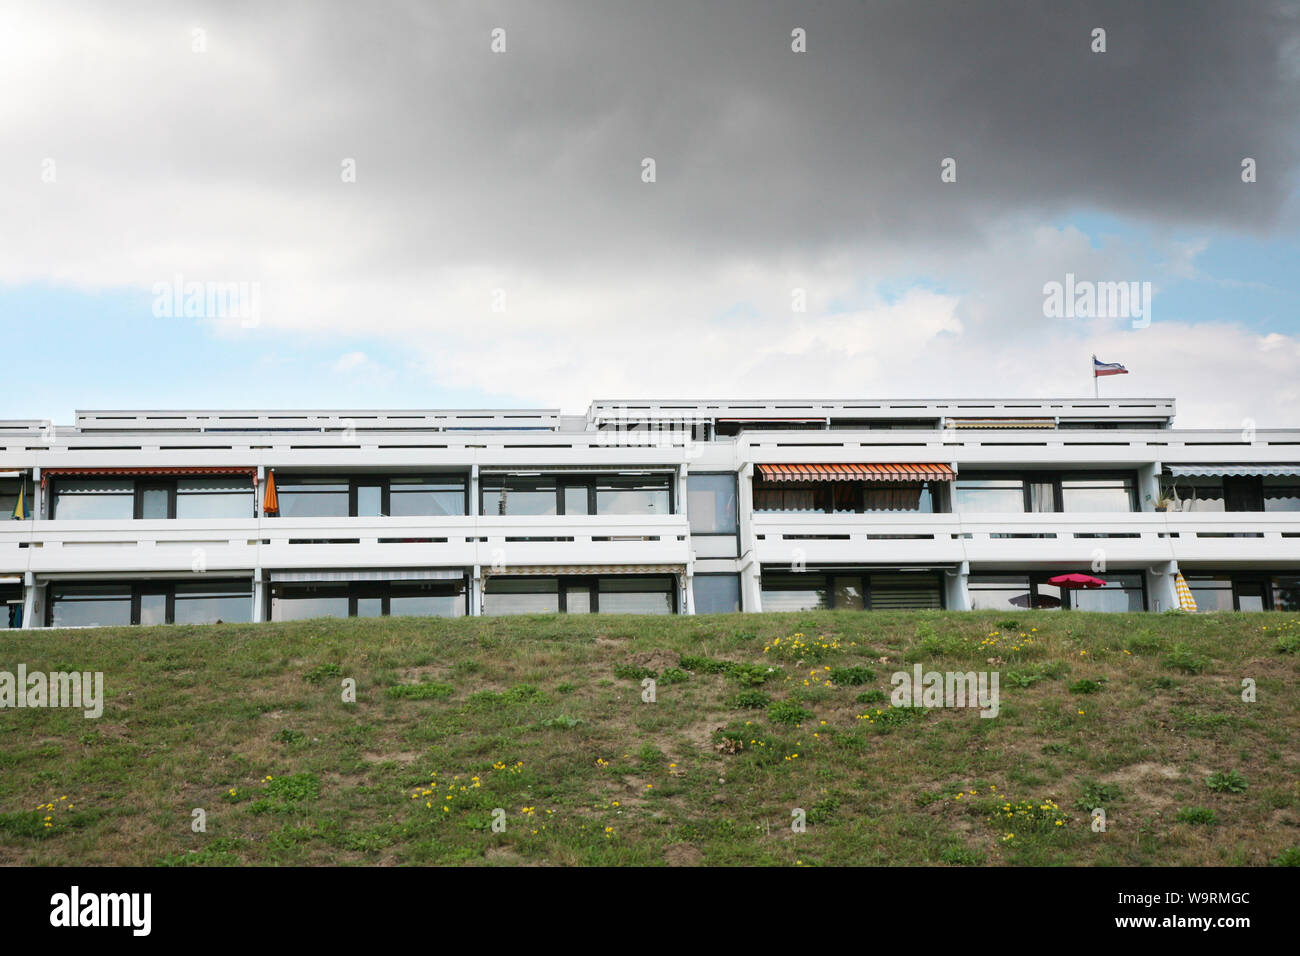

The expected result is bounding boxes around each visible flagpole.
[1092,355,1098,398]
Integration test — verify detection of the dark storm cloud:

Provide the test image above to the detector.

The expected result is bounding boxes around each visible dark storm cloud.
[9,0,1299,275]
[207,0,1299,271]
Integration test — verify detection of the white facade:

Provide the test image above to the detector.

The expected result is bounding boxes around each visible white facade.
[2,397,1298,627]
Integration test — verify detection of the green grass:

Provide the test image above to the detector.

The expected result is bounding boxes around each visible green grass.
[1,610,1297,866]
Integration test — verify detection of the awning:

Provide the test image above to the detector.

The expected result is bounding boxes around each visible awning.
[1167,465,1300,478]
[946,418,1056,429]
[270,568,466,583]
[41,467,257,487]
[757,463,955,483]
[484,564,684,578]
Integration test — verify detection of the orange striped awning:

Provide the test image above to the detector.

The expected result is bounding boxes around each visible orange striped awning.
[756,463,955,483]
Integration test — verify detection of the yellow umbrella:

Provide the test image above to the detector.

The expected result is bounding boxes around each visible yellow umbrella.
[1174,572,1197,612]
[11,482,26,520]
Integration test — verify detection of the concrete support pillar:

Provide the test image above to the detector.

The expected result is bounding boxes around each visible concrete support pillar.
[1138,461,1162,511]
[741,559,763,612]
[33,466,43,519]
[21,571,40,629]
[470,464,480,516]
[251,572,265,623]
[470,566,483,616]
[1148,561,1178,613]
[944,560,971,611]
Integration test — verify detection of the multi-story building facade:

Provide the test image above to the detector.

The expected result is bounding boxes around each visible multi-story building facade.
[2,397,1298,628]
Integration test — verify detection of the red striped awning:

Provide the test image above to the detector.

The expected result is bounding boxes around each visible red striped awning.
[756,463,955,483]
[41,467,257,487]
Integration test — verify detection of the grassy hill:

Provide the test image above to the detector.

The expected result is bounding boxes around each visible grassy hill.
[2,610,1298,867]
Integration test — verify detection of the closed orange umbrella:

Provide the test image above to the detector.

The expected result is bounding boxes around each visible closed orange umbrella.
[263,469,279,516]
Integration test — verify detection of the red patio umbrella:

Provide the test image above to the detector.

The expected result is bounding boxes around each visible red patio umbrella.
[1048,573,1108,588]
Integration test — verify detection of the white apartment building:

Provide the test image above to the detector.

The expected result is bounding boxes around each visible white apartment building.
[2,397,1298,628]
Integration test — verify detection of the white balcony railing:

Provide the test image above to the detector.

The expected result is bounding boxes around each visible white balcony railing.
[0,514,691,576]
[751,511,1300,567]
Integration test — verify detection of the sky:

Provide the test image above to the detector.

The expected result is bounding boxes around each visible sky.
[2,0,1299,427]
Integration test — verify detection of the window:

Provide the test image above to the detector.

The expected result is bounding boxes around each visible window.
[1162,476,1225,512]
[597,576,674,614]
[1273,576,1300,612]
[277,475,467,518]
[48,580,253,626]
[2,585,24,629]
[956,472,1137,513]
[0,477,34,520]
[483,578,560,615]
[277,478,352,518]
[1264,479,1300,512]
[596,478,671,516]
[1185,575,1234,612]
[173,583,254,624]
[270,580,467,620]
[1069,573,1145,612]
[176,478,254,519]
[1060,476,1136,513]
[389,478,467,517]
[968,575,1038,611]
[480,474,672,517]
[482,575,675,614]
[687,474,737,533]
[761,573,828,611]
[50,585,133,627]
[760,571,943,611]
[692,574,740,613]
[954,479,1025,514]
[51,479,135,520]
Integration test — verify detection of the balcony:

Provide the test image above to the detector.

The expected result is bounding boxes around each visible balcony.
[0,514,691,576]
[750,511,1300,568]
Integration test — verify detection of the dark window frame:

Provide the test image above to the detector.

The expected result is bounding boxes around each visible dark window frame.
[760,569,946,611]
[48,579,253,626]
[479,474,675,517]
[275,473,469,518]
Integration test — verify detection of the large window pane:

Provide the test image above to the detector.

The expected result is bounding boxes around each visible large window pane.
[390,478,466,517]
[271,585,350,621]
[1272,577,1300,611]
[176,478,253,519]
[833,576,865,610]
[1061,476,1135,513]
[1264,480,1300,513]
[1186,575,1234,612]
[1070,573,1144,611]
[595,478,671,516]
[761,573,828,611]
[597,577,673,614]
[481,478,557,516]
[173,583,252,624]
[277,479,350,518]
[484,578,559,614]
[870,573,943,610]
[50,586,132,627]
[968,575,1032,611]
[688,474,737,532]
[693,574,740,614]
[389,583,466,618]
[954,480,1025,514]
[51,480,134,520]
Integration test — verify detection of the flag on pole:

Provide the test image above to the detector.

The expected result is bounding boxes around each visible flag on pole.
[10,483,26,520]
[1175,572,1198,613]
[1092,355,1129,377]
